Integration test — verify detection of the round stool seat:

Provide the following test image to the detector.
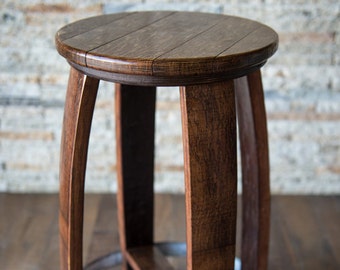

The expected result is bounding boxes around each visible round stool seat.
[56,11,278,85]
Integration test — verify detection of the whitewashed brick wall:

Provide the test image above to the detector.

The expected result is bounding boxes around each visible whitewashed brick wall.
[0,0,339,193]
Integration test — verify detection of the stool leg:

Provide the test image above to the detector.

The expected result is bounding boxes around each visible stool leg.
[59,67,99,270]
[180,81,237,270]
[234,69,270,270]
[115,84,156,270]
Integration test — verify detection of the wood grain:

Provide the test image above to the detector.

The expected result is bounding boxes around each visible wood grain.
[180,81,237,270]
[115,84,156,269]
[55,11,279,270]
[234,70,270,270]
[1,195,340,270]
[85,195,119,264]
[126,246,174,270]
[59,67,99,270]
[55,11,278,85]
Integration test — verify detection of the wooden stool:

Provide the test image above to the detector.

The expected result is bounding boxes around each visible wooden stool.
[56,11,278,270]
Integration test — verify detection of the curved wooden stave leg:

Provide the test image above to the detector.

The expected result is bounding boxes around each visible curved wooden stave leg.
[59,67,99,270]
[180,81,237,270]
[115,84,156,270]
[234,70,270,270]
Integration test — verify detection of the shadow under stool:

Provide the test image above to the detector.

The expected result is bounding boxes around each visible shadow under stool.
[55,11,278,270]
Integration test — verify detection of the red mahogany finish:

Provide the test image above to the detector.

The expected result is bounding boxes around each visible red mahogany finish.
[56,11,278,270]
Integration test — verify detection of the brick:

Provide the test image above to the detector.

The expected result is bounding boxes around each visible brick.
[104,2,223,14]
[24,3,75,13]
[157,87,180,102]
[262,4,339,32]
[0,0,339,194]
[265,0,339,4]
[154,171,185,193]
[223,3,265,21]
[262,65,338,93]
[0,131,54,141]
[270,32,334,65]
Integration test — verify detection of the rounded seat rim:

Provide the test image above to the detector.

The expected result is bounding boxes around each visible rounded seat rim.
[55,11,278,85]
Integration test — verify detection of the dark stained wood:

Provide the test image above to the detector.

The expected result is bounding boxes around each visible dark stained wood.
[1,194,340,270]
[268,198,296,270]
[0,194,59,269]
[268,196,340,270]
[59,67,99,270]
[83,194,122,270]
[55,11,278,85]
[87,12,223,75]
[85,194,119,265]
[57,13,131,41]
[126,246,174,270]
[56,12,174,69]
[154,192,186,244]
[115,84,156,269]
[272,197,340,270]
[179,81,237,270]
[82,195,102,263]
[234,70,270,270]
[68,60,266,87]
[55,11,279,270]
[310,196,340,267]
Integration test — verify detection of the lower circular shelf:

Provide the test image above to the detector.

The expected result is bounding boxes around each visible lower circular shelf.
[84,242,241,270]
